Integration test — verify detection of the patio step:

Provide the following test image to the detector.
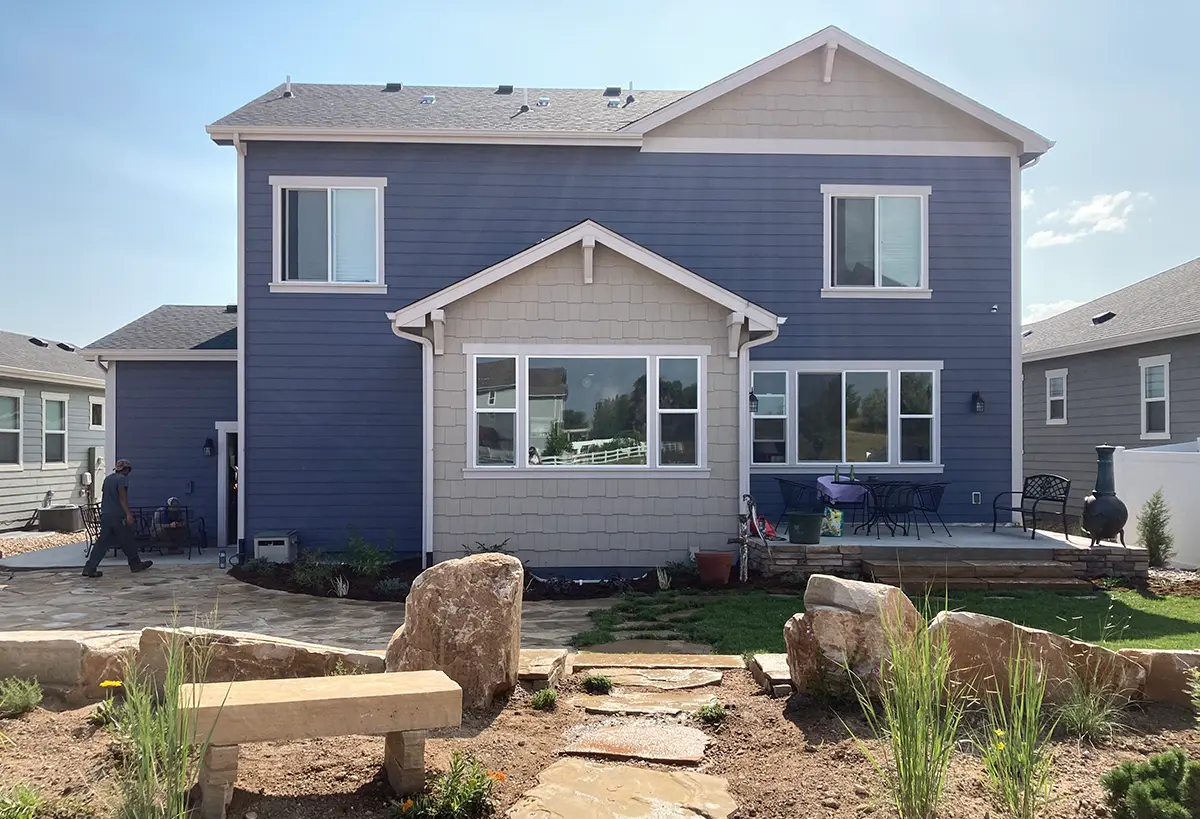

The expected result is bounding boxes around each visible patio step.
[864,558,1087,592]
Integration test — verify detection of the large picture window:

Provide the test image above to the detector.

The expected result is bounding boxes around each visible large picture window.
[469,348,706,471]
[822,185,930,297]
[750,362,942,469]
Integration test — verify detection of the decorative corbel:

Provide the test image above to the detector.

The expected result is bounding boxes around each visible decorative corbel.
[823,42,838,84]
[726,312,744,359]
[581,236,596,284]
[430,309,445,356]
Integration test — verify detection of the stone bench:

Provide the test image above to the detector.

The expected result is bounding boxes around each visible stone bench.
[180,670,462,819]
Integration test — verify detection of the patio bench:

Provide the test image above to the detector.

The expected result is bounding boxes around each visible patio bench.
[992,473,1072,541]
[181,670,462,819]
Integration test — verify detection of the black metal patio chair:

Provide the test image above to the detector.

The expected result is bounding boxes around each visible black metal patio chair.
[914,482,952,537]
[775,477,824,531]
[876,482,921,540]
[992,474,1072,541]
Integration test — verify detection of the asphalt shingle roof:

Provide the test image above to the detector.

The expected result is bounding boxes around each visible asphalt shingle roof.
[1022,257,1200,357]
[209,84,689,133]
[0,329,104,381]
[86,305,238,352]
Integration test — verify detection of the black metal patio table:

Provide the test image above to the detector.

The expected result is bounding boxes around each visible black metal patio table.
[833,478,913,538]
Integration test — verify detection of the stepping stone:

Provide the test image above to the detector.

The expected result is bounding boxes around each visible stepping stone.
[563,719,709,764]
[572,690,718,716]
[748,653,793,697]
[574,651,744,670]
[585,667,723,690]
[508,758,737,818]
[518,648,568,690]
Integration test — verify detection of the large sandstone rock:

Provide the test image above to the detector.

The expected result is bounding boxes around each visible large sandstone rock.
[138,627,383,685]
[385,553,523,710]
[785,575,920,696]
[929,611,1145,702]
[0,630,139,704]
[1118,648,1200,708]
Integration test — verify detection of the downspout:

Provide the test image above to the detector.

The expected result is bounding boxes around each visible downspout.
[391,323,435,569]
[737,321,783,502]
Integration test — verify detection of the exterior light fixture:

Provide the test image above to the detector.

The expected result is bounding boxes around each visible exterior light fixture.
[749,391,759,414]
[971,392,985,414]
[202,438,215,457]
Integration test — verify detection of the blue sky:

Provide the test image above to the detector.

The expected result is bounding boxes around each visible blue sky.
[2,0,1197,344]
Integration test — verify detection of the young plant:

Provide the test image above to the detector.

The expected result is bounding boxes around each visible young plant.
[847,603,967,819]
[87,680,125,729]
[0,678,43,718]
[345,532,389,577]
[375,577,410,600]
[393,752,500,818]
[581,674,613,695]
[1137,488,1175,568]
[1189,668,1200,724]
[1053,659,1127,744]
[0,784,45,819]
[1100,749,1200,819]
[979,642,1056,819]
[529,688,557,711]
[695,703,727,725]
[330,574,351,598]
[655,567,672,591]
[292,549,334,591]
[461,538,513,557]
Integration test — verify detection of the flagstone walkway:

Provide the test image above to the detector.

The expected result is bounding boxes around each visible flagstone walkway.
[0,565,611,649]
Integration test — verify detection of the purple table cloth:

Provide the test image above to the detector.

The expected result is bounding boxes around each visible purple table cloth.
[817,475,868,504]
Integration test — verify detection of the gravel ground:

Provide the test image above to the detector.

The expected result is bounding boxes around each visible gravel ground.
[0,531,87,558]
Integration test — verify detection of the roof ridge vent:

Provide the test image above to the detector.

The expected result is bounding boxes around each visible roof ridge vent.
[1021,329,1033,338]
[383,82,403,92]
[28,337,48,347]
[1091,310,1117,325]
[420,94,436,104]
[495,84,514,95]
[535,96,550,107]
[56,342,76,352]
[602,86,621,97]
[224,304,238,314]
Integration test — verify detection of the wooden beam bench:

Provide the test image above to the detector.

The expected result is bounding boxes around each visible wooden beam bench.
[180,670,462,819]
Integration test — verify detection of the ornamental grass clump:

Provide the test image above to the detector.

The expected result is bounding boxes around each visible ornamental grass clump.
[0,678,42,719]
[847,602,967,819]
[979,642,1057,819]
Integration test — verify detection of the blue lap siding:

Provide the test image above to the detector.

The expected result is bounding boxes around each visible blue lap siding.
[243,142,1012,553]
[113,361,236,540]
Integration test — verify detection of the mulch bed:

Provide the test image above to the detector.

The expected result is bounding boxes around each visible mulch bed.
[3,672,1198,819]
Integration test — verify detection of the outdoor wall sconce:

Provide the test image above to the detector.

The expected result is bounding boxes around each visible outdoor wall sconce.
[971,392,986,414]
[202,438,215,457]
[748,391,759,414]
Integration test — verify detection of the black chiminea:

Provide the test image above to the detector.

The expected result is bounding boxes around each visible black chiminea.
[1081,444,1128,546]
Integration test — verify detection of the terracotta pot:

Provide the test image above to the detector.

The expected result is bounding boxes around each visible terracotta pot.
[695,551,734,586]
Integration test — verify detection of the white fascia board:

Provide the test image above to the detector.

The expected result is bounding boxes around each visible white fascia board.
[0,365,105,389]
[207,124,643,147]
[621,26,1052,157]
[83,350,238,362]
[386,219,781,332]
[1022,321,1200,363]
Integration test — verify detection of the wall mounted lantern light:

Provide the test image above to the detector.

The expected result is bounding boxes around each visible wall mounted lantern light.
[202,438,215,457]
[748,391,759,414]
[971,392,986,414]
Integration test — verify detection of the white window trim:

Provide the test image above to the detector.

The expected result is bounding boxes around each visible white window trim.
[1045,368,1067,426]
[268,175,388,294]
[749,360,944,474]
[820,184,932,299]
[464,344,710,477]
[751,370,789,465]
[89,395,106,431]
[41,391,69,470]
[1139,354,1171,440]
[0,387,23,471]
[898,370,938,465]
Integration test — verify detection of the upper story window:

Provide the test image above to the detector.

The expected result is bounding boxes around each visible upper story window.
[0,388,22,469]
[821,185,931,299]
[89,396,105,431]
[42,392,68,468]
[1139,354,1170,440]
[269,176,387,294]
[1045,369,1067,425]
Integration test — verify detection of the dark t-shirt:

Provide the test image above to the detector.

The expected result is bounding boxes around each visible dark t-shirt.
[101,472,129,521]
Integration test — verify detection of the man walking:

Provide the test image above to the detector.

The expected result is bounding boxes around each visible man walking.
[82,459,152,578]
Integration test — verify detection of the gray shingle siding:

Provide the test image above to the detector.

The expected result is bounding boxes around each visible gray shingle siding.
[1023,335,1200,517]
[113,361,236,542]
[243,142,1013,553]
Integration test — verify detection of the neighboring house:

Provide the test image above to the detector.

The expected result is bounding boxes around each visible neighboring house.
[1022,258,1200,516]
[83,26,1051,573]
[0,330,106,530]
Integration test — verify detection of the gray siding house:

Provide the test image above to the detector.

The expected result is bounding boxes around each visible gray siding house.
[84,26,1051,572]
[1022,258,1200,516]
[0,330,107,530]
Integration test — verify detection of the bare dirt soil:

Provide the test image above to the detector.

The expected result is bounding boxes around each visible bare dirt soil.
[2,673,1197,819]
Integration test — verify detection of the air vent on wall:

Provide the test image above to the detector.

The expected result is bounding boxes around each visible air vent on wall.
[1091,311,1116,325]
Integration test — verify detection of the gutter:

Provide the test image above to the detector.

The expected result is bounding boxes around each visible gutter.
[737,319,784,501]
[389,321,435,569]
[206,124,643,147]
[0,365,105,390]
[1022,319,1200,363]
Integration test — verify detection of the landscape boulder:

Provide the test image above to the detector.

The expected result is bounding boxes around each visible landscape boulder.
[138,627,382,685]
[785,575,921,696]
[929,610,1145,702]
[1118,648,1200,708]
[385,552,523,710]
[0,629,139,703]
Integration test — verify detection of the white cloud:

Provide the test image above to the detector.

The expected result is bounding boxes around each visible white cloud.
[1023,300,1084,324]
[1026,229,1088,248]
[1021,189,1035,210]
[1026,191,1148,249]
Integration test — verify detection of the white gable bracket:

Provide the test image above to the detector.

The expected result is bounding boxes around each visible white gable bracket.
[581,235,596,284]
[823,42,837,83]
[727,312,744,359]
[430,309,445,355]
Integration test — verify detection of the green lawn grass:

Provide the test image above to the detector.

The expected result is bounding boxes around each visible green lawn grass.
[573,588,1200,655]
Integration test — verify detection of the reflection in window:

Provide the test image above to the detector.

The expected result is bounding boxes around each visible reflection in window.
[795,373,842,462]
[751,371,787,464]
[528,357,647,466]
[474,357,516,465]
[845,372,888,462]
[899,371,934,463]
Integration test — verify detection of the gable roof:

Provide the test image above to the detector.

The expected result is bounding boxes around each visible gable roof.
[387,220,782,333]
[623,26,1051,162]
[84,305,238,359]
[0,329,104,387]
[1022,257,1200,361]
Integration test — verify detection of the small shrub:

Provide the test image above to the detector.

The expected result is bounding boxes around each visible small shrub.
[979,643,1056,819]
[1100,749,1200,819]
[663,558,700,584]
[240,556,277,575]
[1189,668,1200,724]
[695,703,727,725]
[581,674,612,695]
[1137,488,1175,568]
[292,549,334,591]
[0,678,42,718]
[0,784,45,819]
[345,533,389,577]
[529,688,557,711]
[375,577,410,600]
[1054,665,1127,745]
[393,751,500,818]
[330,574,351,598]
